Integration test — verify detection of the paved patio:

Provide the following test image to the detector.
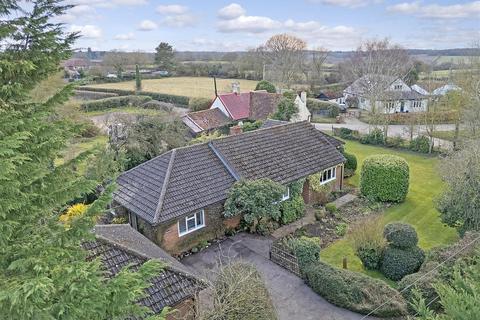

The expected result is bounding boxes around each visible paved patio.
[181,233,369,320]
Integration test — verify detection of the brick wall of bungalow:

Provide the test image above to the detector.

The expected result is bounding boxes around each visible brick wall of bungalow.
[117,164,343,255]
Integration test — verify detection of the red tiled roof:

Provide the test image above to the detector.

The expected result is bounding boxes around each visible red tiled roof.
[249,91,283,120]
[186,108,231,131]
[218,92,251,120]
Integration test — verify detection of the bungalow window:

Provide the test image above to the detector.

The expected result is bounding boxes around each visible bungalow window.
[178,210,205,236]
[394,84,402,90]
[385,101,395,109]
[281,187,290,202]
[320,167,336,185]
[413,101,421,108]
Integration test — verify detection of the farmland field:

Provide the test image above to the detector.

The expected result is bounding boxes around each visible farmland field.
[87,77,259,99]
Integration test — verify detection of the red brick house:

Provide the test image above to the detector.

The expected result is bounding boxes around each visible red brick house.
[113,122,345,254]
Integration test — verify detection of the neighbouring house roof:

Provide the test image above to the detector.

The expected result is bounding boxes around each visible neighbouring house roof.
[260,119,289,129]
[344,74,397,96]
[217,92,251,120]
[84,224,204,317]
[432,84,461,96]
[249,91,283,120]
[63,58,88,68]
[411,84,429,95]
[114,122,345,225]
[317,92,343,100]
[182,108,231,133]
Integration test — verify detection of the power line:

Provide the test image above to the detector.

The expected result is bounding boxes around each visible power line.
[360,234,480,319]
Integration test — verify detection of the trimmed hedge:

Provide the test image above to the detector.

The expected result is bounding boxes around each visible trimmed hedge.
[304,261,408,317]
[285,236,321,268]
[381,246,425,281]
[384,222,419,248]
[80,95,152,111]
[280,195,305,225]
[307,98,340,118]
[141,100,174,112]
[74,90,118,100]
[360,155,409,202]
[79,86,190,106]
[410,135,430,153]
[343,152,357,177]
[188,97,212,111]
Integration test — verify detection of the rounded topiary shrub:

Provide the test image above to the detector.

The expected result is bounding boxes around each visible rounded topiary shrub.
[360,155,409,202]
[381,246,425,281]
[384,222,419,248]
[255,80,276,93]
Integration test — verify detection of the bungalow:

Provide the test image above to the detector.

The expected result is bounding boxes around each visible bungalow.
[113,121,345,255]
[344,74,428,113]
[182,85,311,135]
[85,224,204,320]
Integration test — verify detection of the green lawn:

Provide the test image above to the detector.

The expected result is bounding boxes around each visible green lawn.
[321,140,458,278]
[311,115,337,124]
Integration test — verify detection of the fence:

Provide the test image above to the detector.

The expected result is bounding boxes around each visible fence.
[269,240,301,277]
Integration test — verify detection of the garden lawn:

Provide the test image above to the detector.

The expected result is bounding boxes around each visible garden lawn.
[321,140,458,280]
[87,77,258,99]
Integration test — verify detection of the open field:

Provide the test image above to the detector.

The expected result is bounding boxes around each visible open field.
[87,77,259,99]
[320,140,458,281]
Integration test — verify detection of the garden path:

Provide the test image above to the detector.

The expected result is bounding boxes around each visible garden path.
[332,193,358,208]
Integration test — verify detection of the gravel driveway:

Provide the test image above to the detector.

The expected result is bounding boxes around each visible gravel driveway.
[182,233,369,320]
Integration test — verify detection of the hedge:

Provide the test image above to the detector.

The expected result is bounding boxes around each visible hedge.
[80,95,152,111]
[255,80,276,93]
[303,261,408,317]
[343,152,357,177]
[284,236,321,268]
[410,135,430,153]
[307,98,340,118]
[382,110,459,125]
[384,222,419,248]
[188,97,212,112]
[79,86,190,106]
[360,155,409,202]
[74,90,118,100]
[381,246,425,281]
[141,100,174,112]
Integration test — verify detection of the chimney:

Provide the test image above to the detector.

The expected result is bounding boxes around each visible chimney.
[229,125,242,135]
[300,91,307,103]
[232,81,240,95]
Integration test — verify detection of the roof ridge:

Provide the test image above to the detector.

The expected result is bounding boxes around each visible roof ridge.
[153,149,176,223]
[208,142,241,181]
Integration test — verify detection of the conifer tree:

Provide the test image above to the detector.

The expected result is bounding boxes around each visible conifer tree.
[0,1,163,319]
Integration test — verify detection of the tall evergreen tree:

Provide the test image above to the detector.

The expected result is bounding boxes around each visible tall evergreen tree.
[154,42,175,71]
[0,2,163,319]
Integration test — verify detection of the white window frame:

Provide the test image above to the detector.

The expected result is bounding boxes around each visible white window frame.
[281,187,290,202]
[178,210,205,237]
[320,167,337,185]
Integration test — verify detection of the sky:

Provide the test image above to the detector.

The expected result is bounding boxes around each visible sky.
[60,0,480,52]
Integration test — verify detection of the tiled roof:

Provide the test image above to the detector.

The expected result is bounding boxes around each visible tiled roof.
[84,224,203,317]
[218,92,250,120]
[183,108,231,131]
[249,91,283,120]
[344,74,397,95]
[114,121,345,224]
[260,119,289,129]
[211,121,345,184]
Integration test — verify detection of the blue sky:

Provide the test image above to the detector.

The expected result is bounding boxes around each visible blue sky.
[62,0,480,51]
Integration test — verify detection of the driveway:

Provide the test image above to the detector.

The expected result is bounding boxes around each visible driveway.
[314,118,454,150]
[182,233,367,320]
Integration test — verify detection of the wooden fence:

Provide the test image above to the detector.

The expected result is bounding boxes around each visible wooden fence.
[269,240,302,277]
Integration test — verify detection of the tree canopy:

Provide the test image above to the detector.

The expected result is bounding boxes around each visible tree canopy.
[155,42,175,71]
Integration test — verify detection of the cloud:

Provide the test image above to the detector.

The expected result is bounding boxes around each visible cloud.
[309,0,381,8]
[218,15,282,33]
[69,24,102,38]
[387,1,480,19]
[66,0,147,7]
[162,14,196,27]
[218,3,246,19]
[138,20,158,31]
[114,32,135,40]
[156,4,188,14]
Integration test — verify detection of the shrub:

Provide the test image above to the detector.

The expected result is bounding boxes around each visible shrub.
[303,261,408,317]
[410,135,430,153]
[285,236,321,268]
[80,95,152,111]
[188,97,212,111]
[335,223,348,236]
[386,135,404,148]
[242,120,263,132]
[384,222,419,248]
[349,217,386,270]
[255,80,276,93]
[224,179,285,233]
[78,120,100,138]
[325,203,338,214]
[360,128,384,145]
[59,203,88,226]
[360,154,409,202]
[280,195,305,225]
[343,152,357,177]
[307,98,340,118]
[381,246,425,281]
[271,97,298,121]
[141,100,174,111]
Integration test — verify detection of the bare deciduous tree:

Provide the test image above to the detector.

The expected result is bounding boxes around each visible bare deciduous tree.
[259,33,307,87]
[103,50,131,78]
